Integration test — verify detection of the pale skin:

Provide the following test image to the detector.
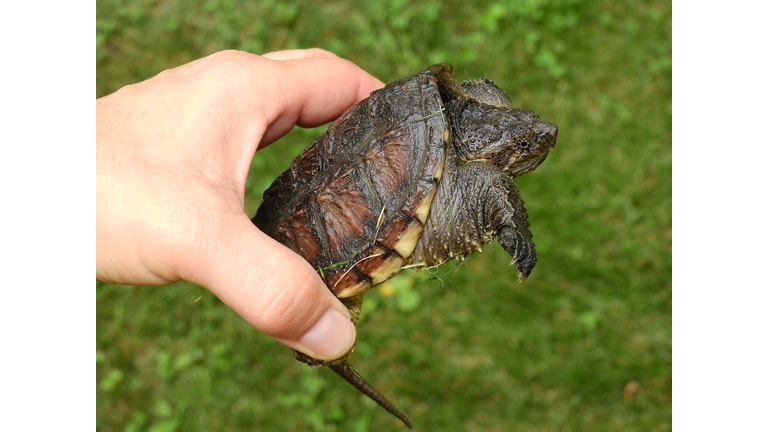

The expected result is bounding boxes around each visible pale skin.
[97,49,384,361]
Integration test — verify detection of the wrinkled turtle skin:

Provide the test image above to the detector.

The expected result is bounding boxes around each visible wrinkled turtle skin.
[253,64,557,427]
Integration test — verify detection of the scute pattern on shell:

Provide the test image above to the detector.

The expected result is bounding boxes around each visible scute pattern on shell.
[254,65,450,298]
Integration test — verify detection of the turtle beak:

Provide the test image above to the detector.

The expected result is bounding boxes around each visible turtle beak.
[508,122,557,177]
[509,150,550,176]
[537,122,558,143]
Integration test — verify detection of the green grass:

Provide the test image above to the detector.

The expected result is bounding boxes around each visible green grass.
[97,0,671,430]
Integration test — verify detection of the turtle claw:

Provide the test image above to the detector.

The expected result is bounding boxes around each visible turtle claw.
[511,258,534,283]
[516,268,530,283]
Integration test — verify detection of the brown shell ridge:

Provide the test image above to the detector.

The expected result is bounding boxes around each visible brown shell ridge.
[359,68,446,237]
[361,73,438,210]
[303,196,334,268]
[278,200,324,266]
[316,168,376,259]
[328,237,410,297]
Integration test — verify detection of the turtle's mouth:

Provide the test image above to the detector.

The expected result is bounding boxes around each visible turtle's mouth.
[507,122,557,176]
[508,151,550,177]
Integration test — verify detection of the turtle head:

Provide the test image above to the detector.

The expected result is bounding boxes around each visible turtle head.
[439,76,557,177]
[450,100,558,177]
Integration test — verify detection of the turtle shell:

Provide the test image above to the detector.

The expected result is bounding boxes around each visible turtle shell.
[254,64,454,298]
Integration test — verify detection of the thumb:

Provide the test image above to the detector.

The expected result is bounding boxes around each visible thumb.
[186,211,356,361]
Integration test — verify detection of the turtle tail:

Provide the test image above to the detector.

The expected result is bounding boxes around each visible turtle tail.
[329,361,411,428]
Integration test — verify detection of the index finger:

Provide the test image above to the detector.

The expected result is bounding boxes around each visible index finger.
[255,49,385,146]
[261,48,338,61]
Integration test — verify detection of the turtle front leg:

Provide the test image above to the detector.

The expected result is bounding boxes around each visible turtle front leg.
[487,173,537,281]
[407,160,536,280]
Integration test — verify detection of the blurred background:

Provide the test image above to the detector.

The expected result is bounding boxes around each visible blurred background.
[96,0,671,431]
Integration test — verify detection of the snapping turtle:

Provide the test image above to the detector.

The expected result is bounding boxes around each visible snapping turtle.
[253,64,557,427]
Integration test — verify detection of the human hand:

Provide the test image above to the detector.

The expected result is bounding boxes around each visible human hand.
[96,49,384,360]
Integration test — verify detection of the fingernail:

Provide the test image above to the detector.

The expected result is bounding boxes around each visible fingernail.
[299,309,356,359]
